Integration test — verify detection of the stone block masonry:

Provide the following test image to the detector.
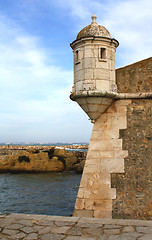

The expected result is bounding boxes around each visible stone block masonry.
[112,99,152,220]
[111,57,152,220]
[0,213,152,239]
[116,57,152,93]
[73,100,130,218]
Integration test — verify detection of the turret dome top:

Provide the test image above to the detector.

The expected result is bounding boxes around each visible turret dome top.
[76,15,111,40]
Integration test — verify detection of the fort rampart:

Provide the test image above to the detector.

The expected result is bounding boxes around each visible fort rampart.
[112,58,152,220]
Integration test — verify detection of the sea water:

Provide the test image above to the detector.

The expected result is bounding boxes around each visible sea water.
[0,172,81,216]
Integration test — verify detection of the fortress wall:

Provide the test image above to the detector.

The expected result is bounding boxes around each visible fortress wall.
[112,99,152,220]
[111,58,152,220]
[116,57,152,93]
[73,100,131,218]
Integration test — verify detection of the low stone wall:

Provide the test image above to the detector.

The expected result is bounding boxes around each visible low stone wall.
[0,213,152,239]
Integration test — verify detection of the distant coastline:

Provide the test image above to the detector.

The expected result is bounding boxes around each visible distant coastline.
[0,142,89,146]
[0,144,88,151]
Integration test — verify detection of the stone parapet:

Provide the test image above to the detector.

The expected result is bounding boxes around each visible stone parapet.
[0,213,152,239]
[116,57,152,93]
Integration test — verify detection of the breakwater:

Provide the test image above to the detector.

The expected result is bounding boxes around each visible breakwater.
[0,146,87,173]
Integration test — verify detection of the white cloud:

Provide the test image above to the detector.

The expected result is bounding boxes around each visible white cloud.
[51,0,90,18]
[0,14,93,143]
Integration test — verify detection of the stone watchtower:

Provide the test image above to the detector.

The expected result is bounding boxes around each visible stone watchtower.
[70,15,126,218]
[70,14,119,122]
[70,15,152,219]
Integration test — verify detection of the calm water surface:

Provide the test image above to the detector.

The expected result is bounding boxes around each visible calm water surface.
[0,172,81,216]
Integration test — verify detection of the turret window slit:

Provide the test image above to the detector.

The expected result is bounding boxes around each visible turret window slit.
[75,50,80,64]
[99,48,106,61]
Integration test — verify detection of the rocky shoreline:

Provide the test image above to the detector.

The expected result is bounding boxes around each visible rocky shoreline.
[0,146,87,174]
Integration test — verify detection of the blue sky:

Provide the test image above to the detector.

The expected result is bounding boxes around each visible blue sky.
[0,0,152,144]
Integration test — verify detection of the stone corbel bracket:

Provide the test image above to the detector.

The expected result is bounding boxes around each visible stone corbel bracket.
[70,91,152,122]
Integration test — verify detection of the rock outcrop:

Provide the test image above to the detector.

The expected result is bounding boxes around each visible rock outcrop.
[0,147,87,173]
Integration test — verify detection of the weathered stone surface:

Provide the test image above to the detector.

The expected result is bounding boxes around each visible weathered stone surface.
[73,209,93,218]
[21,226,36,233]
[74,100,129,218]
[24,232,38,240]
[51,226,70,234]
[5,223,23,230]
[104,228,120,235]
[2,229,19,235]
[17,219,34,226]
[0,213,151,239]
[0,233,9,239]
[136,226,152,233]
[116,57,152,93]
[103,224,121,229]
[110,58,152,220]
[108,235,135,240]
[112,99,152,220]
[9,232,27,239]
[38,226,51,234]
[119,232,143,238]
[83,227,103,236]
[35,220,54,226]
[55,221,76,227]
[122,226,135,232]
[40,233,65,240]
[98,235,107,240]
[138,234,152,240]
[77,222,102,228]
[67,226,83,236]
[65,237,96,240]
